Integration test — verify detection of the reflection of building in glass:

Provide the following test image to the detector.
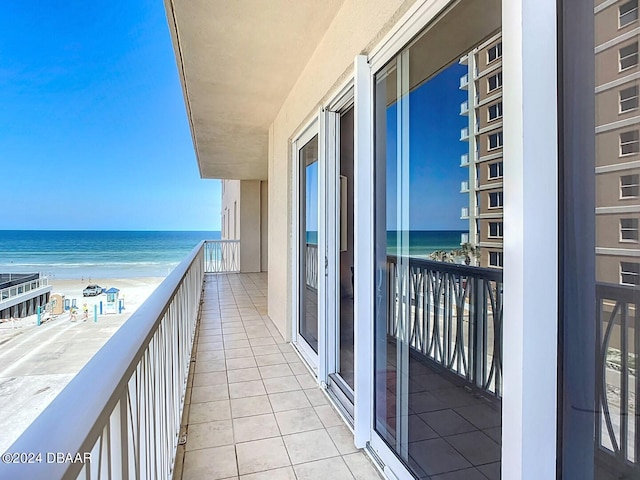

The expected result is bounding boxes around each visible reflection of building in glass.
[595,0,640,285]
[460,32,504,268]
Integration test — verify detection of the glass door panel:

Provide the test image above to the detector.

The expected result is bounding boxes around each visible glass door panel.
[328,105,356,414]
[300,135,319,353]
[338,107,355,390]
[373,2,502,478]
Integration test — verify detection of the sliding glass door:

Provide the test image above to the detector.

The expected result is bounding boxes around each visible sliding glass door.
[298,131,320,361]
[371,2,503,478]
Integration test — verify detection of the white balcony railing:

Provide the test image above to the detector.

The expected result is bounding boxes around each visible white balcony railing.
[0,242,208,479]
[460,100,469,115]
[460,127,469,141]
[461,233,470,244]
[460,153,469,166]
[204,240,240,273]
[460,73,469,89]
[461,181,469,192]
[461,207,470,219]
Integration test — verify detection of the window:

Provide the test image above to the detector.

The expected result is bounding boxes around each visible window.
[619,42,639,71]
[620,174,640,198]
[488,161,503,179]
[488,72,502,92]
[489,251,504,267]
[620,218,639,241]
[488,131,503,150]
[620,85,639,112]
[488,102,503,121]
[487,42,502,63]
[489,222,504,238]
[620,0,639,28]
[621,262,640,285]
[489,191,504,208]
[620,130,640,155]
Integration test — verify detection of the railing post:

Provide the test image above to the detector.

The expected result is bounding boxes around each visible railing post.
[472,276,484,389]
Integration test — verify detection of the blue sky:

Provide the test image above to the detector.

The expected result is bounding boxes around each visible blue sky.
[0,1,220,231]
[385,62,469,231]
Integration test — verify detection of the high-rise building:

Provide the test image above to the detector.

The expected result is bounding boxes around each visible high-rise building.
[595,0,640,286]
[460,32,504,268]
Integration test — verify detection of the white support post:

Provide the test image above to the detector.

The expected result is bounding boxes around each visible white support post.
[353,54,373,449]
[502,0,558,478]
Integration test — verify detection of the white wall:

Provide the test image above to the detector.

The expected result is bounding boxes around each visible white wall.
[267,0,415,338]
[221,180,241,240]
[239,180,262,273]
[261,181,269,272]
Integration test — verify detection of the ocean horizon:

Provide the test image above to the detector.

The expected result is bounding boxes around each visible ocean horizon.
[0,230,221,279]
[1,229,466,280]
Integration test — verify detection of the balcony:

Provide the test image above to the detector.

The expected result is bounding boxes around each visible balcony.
[0,240,381,480]
[460,100,469,115]
[459,54,468,66]
[461,207,470,219]
[460,73,469,89]
[460,127,469,141]
[461,232,470,244]
[460,153,469,166]
[2,235,635,479]
[461,180,470,193]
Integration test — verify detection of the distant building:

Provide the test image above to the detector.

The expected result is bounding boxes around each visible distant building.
[595,0,640,285]
[0,273,52,320]
[460,32,504,268]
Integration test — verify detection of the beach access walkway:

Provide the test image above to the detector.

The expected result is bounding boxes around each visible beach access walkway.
[0,307,133,454]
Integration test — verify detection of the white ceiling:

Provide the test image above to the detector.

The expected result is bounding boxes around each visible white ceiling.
[165,0,344,180]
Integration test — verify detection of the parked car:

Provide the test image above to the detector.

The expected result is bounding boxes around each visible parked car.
[82,285,103,297]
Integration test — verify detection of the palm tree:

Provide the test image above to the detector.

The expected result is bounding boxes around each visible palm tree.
[428,250,453,263]
[456,242,480,266]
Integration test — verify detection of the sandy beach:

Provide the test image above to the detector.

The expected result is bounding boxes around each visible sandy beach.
[0,276,165,453]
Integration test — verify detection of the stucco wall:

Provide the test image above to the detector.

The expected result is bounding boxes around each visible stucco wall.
[240,180,262,272]
[221,180,241,240]
[267,0,416,339]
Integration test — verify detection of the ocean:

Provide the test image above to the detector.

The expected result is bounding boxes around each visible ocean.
[307,230,465,257]
[1,229,465,280]
[0,231,220,279]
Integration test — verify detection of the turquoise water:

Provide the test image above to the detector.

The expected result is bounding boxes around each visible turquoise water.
[306,230,465,257]
[0,231,220,279]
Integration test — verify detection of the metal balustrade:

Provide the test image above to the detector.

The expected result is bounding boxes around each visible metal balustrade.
[204,240,240,273]
[305,243,319,291]
[385,255,503,397]
[0,241,205,479]
[597,282,640,475]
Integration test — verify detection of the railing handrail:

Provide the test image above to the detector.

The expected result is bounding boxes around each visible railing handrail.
[0,241,206,479]
[386,254,503,281]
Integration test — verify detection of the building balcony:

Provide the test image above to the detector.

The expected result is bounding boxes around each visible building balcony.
[1,237,634,479]
[461,207,470,219]
[460,153,469,166]
[460,73,469,89]
[460,100,469,115]
[461,232,470,244]
[0,240,381,480]
[460,127,469,141]
[459,54,468,66]
[461,180,470,193]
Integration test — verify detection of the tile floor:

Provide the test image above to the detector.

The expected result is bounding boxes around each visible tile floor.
[173,273,383,480]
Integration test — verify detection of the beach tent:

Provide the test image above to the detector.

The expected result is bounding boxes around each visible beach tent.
[104,287,120,314]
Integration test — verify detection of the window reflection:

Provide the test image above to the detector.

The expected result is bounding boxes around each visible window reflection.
[373,2,502,477]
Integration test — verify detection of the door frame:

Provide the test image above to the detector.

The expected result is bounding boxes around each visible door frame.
[324,82,357,418]
[291,116,323,370]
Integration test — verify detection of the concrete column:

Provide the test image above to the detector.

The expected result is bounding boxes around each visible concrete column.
[240,180,262,272]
